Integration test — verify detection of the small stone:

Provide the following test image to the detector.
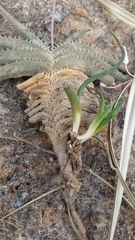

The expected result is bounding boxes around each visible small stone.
[45,6,64,32]
[15,192,29,208]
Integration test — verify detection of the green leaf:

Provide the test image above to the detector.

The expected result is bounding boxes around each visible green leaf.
[88,88,105,129]
[94,101,124,134]
[77,103,113,142]
[77,100,123,143]
[64,86,82,134]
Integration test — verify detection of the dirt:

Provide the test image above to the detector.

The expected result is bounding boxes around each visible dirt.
[0,0,135,239]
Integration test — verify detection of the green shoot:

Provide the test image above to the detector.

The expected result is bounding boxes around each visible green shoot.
[77,88,124,142]
[86,88,105,129]
[64,86,82,134]
[94,101,123,135]
[65,32,125,139]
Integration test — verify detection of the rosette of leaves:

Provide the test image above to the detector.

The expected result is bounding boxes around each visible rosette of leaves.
[0,5,126,189]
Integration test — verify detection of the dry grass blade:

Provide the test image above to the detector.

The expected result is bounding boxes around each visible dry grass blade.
[108,79,135,240]
[83,163,134,209]
[97,0,135,27]
[0,185,65,221]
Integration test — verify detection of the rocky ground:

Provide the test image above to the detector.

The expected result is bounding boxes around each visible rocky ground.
[0,0,135,239]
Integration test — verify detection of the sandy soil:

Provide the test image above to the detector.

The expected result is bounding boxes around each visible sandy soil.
[0,0,135,239]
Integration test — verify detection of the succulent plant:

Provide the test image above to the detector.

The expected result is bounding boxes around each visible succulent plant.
[0,4,127,190]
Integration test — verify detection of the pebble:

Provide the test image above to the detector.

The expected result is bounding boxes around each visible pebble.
[15,192,29,208]
[45,6,65,32]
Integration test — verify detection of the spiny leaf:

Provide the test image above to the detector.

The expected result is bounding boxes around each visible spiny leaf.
[0,37,48,51]
[63,29,90,43]
[0,49,52,65]
[0,5,48,46]
[0,60,51,81]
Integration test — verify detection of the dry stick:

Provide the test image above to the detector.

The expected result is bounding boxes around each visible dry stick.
[51,0,57,48]
[0,135,55,155]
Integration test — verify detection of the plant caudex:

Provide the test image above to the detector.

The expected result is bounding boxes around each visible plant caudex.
[64,32,125,142]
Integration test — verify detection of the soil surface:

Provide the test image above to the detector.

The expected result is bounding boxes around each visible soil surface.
[0,0,135,240]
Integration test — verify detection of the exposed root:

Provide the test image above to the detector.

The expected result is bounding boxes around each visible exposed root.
[65,188,87,240]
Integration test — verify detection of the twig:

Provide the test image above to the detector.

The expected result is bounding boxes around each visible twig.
[51,0,57,48]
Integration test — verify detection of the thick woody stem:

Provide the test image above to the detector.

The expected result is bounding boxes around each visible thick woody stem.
[46,129,81,190]
[55,147,81,191]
